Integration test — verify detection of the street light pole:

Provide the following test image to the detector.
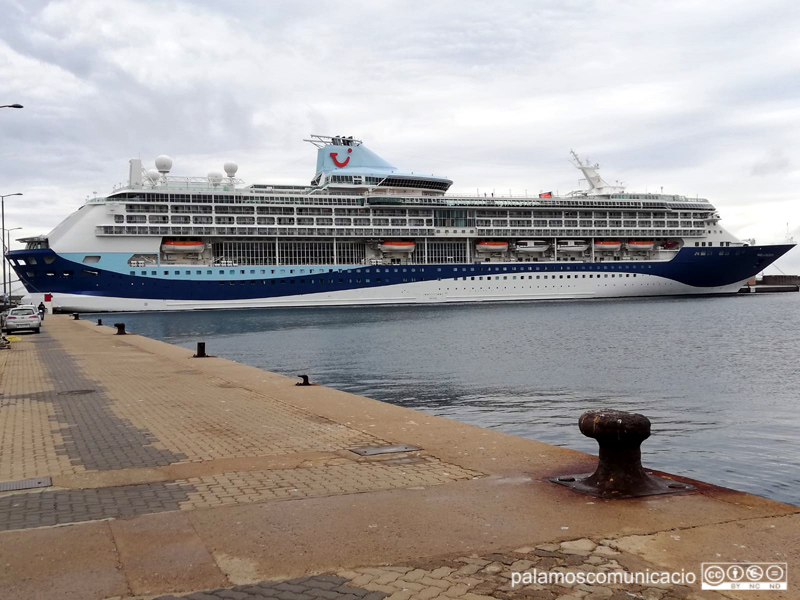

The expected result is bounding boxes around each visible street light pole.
[4,228,22,299]
[0,193,23,302]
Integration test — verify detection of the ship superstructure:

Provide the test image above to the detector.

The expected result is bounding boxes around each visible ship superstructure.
[8,135,795,311]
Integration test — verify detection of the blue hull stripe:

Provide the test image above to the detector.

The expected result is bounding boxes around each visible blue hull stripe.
[7,245,794,301]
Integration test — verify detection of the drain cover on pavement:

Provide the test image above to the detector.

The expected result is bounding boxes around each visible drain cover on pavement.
[0,477,52,492]
[349,444,421,456]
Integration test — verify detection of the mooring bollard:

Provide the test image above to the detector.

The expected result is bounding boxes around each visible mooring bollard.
[193,342,207,358]
[550,409,694,498]
[113,322,126,335]
[72,313,80,320]
[296,374,312,386]
[96,318,102,326]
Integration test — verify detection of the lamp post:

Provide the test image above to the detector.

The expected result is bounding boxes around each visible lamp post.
[0,104,24,109]
[0,194,23,302]
[4,228,22,300]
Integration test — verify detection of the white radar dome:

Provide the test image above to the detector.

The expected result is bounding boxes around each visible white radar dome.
[224,161,238,177]
[208,171,223,186]
[155,155,173,174]
[147,168,161,183]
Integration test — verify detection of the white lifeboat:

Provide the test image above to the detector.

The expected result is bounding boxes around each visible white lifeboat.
[626,240,655,251]
[379,241,415,253]
[556,239,589,253]
[593,240,622,252]
[476,241,509,253]
[516,239,550,253]
[161,240,205,253]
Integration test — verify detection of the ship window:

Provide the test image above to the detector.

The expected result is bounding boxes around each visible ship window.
[63,271,73,277]
[175,271,180,275]
[130,271,135,275]
[83,255,101,263]
[82,269,99,276]
[164,271,169,275]
[230,270,235,274]
[207,270,212,275]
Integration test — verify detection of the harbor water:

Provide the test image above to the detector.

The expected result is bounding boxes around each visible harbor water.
[93,293,800,505]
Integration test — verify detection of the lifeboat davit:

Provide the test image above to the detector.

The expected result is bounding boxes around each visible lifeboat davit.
[476,241,509,253]
[516,239,549,253]
[626,240,655,251]
[556,239,589,253]
[379,241,416,253]
[161,240,205,253]
[594,240,622,252]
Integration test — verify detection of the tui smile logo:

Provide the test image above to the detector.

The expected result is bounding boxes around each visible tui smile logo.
[330,148,352,167]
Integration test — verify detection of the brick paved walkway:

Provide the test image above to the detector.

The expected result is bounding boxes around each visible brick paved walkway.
[0,321,480,531]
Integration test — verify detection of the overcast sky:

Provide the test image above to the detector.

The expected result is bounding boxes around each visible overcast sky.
[2,0,800,273]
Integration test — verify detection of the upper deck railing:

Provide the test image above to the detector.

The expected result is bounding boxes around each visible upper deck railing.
[97,185,714,212]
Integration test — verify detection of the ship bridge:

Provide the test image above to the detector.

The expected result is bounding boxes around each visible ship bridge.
[305,135,452,195]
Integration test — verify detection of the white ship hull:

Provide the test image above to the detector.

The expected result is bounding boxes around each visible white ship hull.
[45,273,748,313]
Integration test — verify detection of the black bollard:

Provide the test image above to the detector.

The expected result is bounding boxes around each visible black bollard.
[72,313,80,320]
[97,319,102,326]
[550,409,694,498]
[296,374,312,386]
[193,342,207,358]
[113,322,126,335]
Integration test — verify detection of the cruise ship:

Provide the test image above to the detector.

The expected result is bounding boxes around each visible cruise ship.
[8,135,795,312]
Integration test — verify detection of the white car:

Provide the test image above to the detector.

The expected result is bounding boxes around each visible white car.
[4,306,42,334]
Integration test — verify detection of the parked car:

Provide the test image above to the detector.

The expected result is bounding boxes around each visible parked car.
[4,305,41,333]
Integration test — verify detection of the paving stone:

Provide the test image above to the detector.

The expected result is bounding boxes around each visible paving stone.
[560,539,597,554]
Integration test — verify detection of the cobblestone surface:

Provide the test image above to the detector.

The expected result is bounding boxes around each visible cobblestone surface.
[152,540,717,600]
[0,480,196,531]
[0,333,186,479]
[176,458,480,510]
[0,325,484,533]
[151,576,388,600]
[66,328,387,462]
[0,458,478,530]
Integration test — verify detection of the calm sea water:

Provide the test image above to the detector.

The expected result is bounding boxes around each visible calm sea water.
[91,294,800,505]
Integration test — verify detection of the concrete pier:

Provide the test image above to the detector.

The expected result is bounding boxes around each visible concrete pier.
[0,316,797,600]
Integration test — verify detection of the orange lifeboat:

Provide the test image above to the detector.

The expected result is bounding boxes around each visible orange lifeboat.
[593,240,622,252]
[626,240,655,251]
[476,241,509,253]
[161,240,205,253]
[379,241,416,253]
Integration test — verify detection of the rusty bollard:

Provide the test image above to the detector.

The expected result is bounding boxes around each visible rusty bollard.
[97,319,102,326]
[72,313,80,320]
[550,409,694,498]
[193,342,207,358]
[113,322,126,335]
